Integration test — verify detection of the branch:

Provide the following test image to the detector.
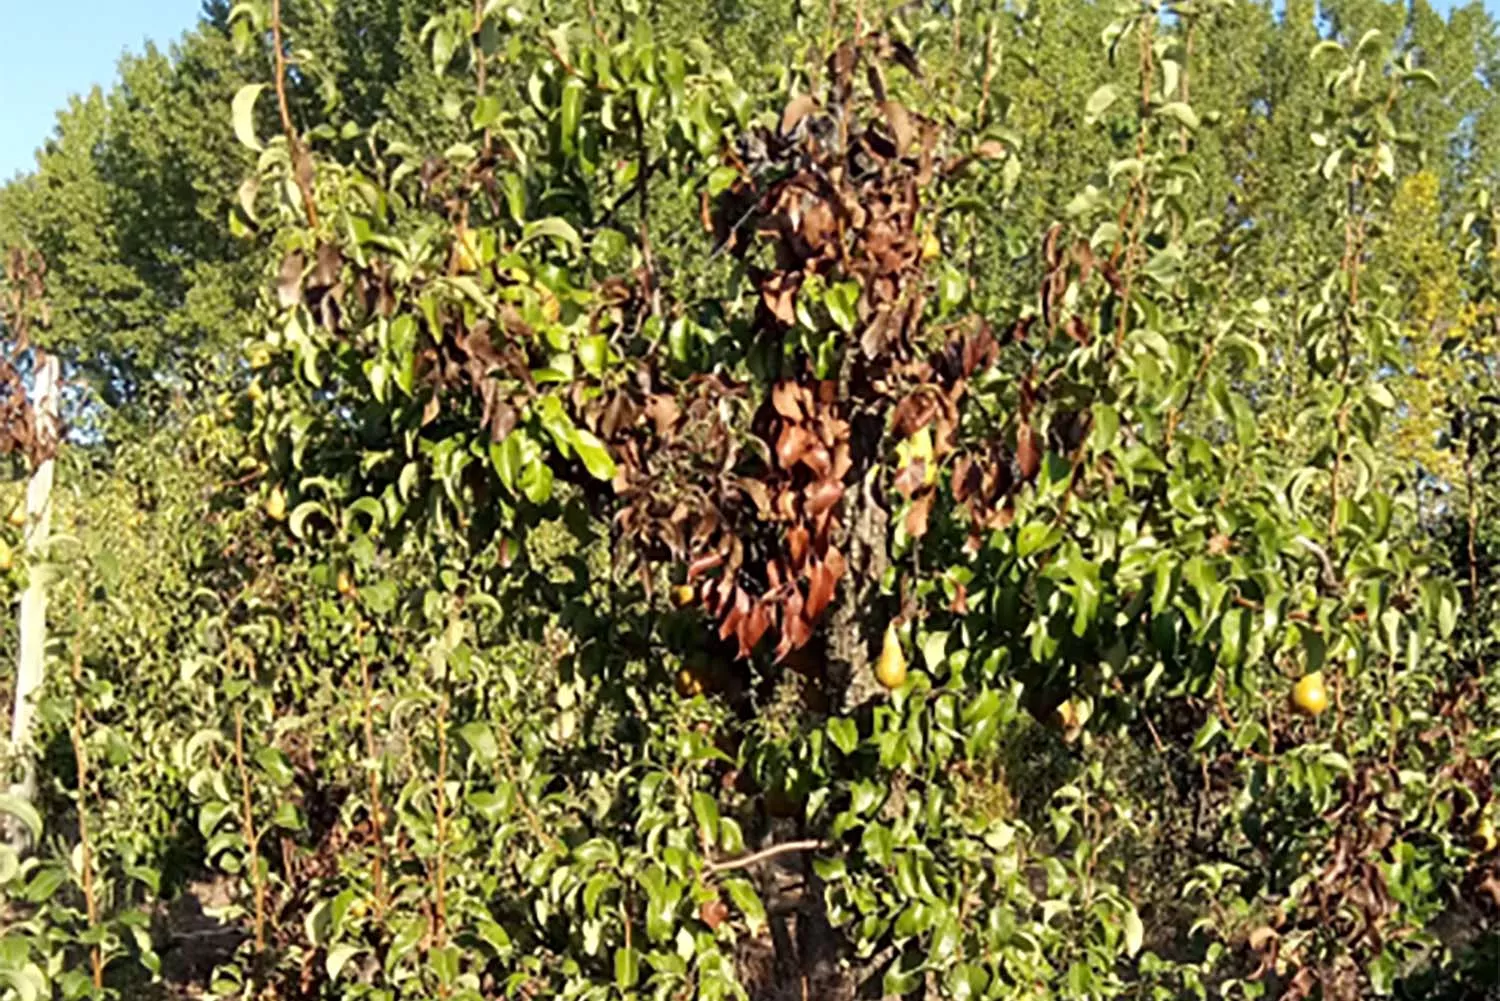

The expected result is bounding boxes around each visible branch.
[270,0,319,228]
[705,839,827,874]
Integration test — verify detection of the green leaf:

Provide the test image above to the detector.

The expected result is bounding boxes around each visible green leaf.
[473,95,503,131]
[254,747,295,787]
[825,281,859,333]
[691,792,720,848]
[430,945,459,986]
[432,25,458,73]
[572,429,617,481]
[1091,403,1119,452]
[560,78,585,154]
[477,919,513,956]
[520,217,581,250]
[722,877,767,932]
[520,458,554,504]
[922,630,949,671]
[232,84,266,152]
[0,795,42,842]
[827,717,858,755]
[615,947,640,988]
[305,898,333,948]
[577,334,609,376]
[1157,102,1200,129]
[1123,904,1144,956]
[939,267,966,312]
[1085,84,1119,120]
[1017,521,1060,558]
[326,944,361,980]
[491,433,523,491]
[459,721,500,763]
[0,968,41,1001]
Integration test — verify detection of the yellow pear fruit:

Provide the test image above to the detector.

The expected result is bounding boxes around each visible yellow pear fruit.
[1474,815,1497,854]
[875,622,908,690]
[1291,672,1329,717]
[0,540,12,571]
[336,569,356,598]
[921,230,941,262]
[264,486,287,522]
[675,667,705,699]
[7,505,25,528]
[455,229,481,273]
[671,584,697,609]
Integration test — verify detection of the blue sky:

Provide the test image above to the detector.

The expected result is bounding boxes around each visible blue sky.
[0,1,203,180]
[1,0,1498,181]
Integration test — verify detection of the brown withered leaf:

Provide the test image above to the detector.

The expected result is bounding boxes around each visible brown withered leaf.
[949,578,968,615]
[488,400,517,442]
[804,443,833,479]
[313,243,342,289]
[780,94,818,136]
[952,456,978,502]
[737,477,772,515]
[740,600,771,656]
[1016,422,1041,480]
[892,394,938,439]
[761,272,799,325]
[806,557,837,620]
[1072,239,1095,287]
[894,460,926,499]
[771,381,806,422]
[786,525,811,566]
[776,488,800,521]
[277,251,305,308]
[700,899,729,930]
[825,545,846,582]
[805,479,843,517]
[785,605,814,652]
[962,326,998,375]
[828,42,857,91]
[687,550,725,582]
[802,198,836,252]
[1065,315,1091,346]
[645,394,681,436]
[862,307,894,358]
[882,101,914,155]
[905,492,934,538]
[421,394,441,427]
[776,424,816,471]
[719,596,745,643]
[1005,315,1035,345]
[831,442,852,480]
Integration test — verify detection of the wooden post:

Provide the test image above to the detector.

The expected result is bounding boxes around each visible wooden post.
[7,350,59,851]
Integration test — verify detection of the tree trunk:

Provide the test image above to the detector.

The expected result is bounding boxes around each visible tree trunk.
[7,351,60,851]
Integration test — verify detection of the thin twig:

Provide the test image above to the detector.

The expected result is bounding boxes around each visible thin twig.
[635,104,660,319]
[705,839,827,874]
[472,0,491,158]
[270,0,319,228]
[233,704,268,951]
[976,19,998,124]
[432,686,450,990]
[68,588,102,989]
[357,622,389,919]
